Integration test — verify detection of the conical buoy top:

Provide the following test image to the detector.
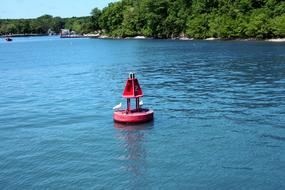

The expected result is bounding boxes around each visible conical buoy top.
[122,72,143,98]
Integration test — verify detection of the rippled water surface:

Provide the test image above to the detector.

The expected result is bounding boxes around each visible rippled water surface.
[0,37,285,189]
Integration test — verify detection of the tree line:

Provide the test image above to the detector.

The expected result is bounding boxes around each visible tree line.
[1,0,285,39]
[0,15,93,35]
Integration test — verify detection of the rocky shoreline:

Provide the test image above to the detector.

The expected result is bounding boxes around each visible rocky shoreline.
[94,35,285,42]
[2,34,285,42]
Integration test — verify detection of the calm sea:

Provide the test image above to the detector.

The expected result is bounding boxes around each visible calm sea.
[0,37,285,190]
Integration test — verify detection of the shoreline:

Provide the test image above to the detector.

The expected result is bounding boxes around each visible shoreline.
[2,34,285,42]
[1,34,49,37]
[97,36,285,42]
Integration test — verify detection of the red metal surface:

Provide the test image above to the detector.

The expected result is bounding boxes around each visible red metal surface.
[122,78,143,98]
[114,109,154,123]
[114,73,154,124]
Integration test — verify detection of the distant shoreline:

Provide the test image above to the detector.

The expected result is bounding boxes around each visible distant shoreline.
[91,35,285,42]
[1,34,49,37]
[2,34,285,42]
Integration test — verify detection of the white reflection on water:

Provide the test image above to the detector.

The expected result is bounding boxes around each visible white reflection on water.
[115,122,153,188]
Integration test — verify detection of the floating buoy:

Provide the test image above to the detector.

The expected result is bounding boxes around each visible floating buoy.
[113,73,154,123]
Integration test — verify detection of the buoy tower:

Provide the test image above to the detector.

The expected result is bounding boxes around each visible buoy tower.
[113,73,154,123]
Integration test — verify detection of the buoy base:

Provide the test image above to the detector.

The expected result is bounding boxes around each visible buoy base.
[114,109,154,123]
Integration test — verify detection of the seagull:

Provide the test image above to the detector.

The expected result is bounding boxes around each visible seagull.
[139,100,143,107]
[113,103,122,110]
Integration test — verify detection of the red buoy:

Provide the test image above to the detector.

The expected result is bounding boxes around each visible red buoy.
[113,73,154,123]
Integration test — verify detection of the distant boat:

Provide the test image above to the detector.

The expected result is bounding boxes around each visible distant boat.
[5,37,12,42]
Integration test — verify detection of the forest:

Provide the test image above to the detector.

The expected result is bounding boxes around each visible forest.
[0,0,285,39]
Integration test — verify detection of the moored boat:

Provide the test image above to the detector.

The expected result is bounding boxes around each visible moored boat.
[5,37,12,42]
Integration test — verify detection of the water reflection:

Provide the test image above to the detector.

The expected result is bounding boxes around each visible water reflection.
[114,121,154,131]
[115,122,153,188]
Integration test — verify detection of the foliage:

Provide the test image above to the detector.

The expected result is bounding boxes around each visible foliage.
[90,8,102,31]
[97,0,285,39]
[269,14,285,37]
[1,0,285,39]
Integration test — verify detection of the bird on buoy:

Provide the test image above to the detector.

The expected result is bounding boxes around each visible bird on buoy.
[139,100,143,107]
[113,103,122,110]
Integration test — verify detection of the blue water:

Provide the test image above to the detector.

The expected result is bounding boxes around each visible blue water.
[0,37,285,189]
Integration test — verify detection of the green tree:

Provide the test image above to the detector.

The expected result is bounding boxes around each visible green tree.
[246,9,271,38]
[269,14,285,38]
[90,8,102,31]
[186,14,210,39]
[1,0,285,39]
[99,2,124,35]
[51,17,64,33]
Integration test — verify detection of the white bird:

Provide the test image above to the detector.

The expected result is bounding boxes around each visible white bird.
[113,103,122,110]
[139,100,143,107]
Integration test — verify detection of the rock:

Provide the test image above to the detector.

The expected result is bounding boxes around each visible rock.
[134,36,146,39]
[98,35,110,39]
[179,37,193,40]
[266,38,285,42]
[205,37,220,40]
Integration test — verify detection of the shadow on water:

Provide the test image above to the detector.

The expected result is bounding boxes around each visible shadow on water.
[114,121,154,131]
[114,122,154,188]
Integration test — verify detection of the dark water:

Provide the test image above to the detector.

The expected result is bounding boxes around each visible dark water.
[0,37,285,189]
